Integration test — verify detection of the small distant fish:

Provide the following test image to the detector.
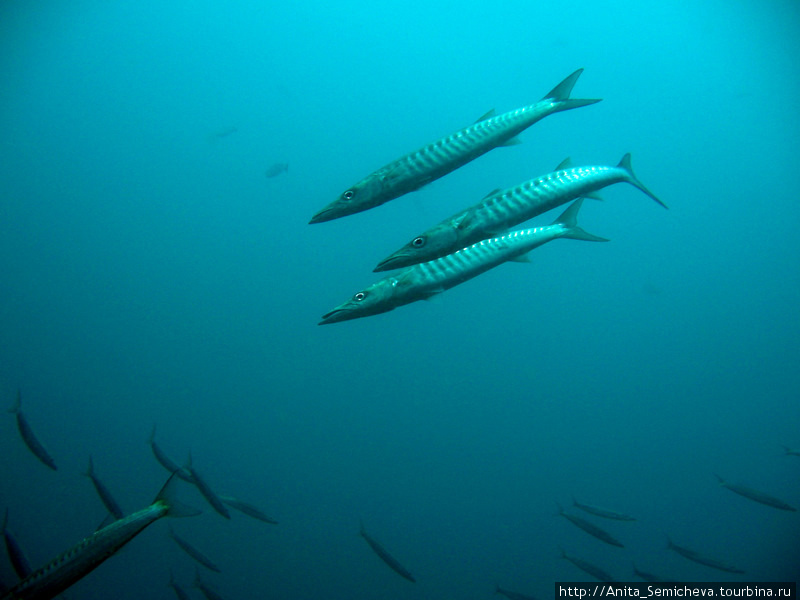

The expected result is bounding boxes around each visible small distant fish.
[359,521,416,583]
[714,474,796,512]
[168,571,192,600]
[168,525,220,572]
[264,163,288,178]
[219,495,278,524]
[207,126,238,143]
[2,509,32,580]
[0,474,199,600]
[556,503,624,548]
[571,496,636,521]
[184,454,230,520]
[632,562,673,583]
[8,390,57,471]
[148,425,193,482]
[780,445,800,457]
[85,456,125,520]
[666,537,745,574]
[559,548,617,583]
[194,570,226,600]
[310,68,601,223]
[496,584,538,600]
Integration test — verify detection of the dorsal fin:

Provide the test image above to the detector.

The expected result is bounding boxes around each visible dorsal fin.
[555,157,573,171]
[474,108,495,123]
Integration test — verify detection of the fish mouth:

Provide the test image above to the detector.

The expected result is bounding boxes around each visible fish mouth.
[308,206,337,224]
[318,308,350,325]
[373,253,410,272]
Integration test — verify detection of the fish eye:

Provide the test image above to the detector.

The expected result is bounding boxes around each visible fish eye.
[353,292,366,302]
[412,236,426,248]
[343,190,355,201]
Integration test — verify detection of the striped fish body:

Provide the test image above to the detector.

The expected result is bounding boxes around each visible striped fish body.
[320,200,605,324]
[310,69,600,223]
[1,501,167,600]
[375,154,664,271]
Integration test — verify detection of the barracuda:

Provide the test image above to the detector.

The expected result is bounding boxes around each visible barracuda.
[375,153,665,271]
[319,199,606,324]
[0,475,198,600]
[309,69,600,223]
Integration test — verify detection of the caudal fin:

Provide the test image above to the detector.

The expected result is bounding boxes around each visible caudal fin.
[617,153,668,209]
[154,473,202,518]
[542,68,602,111]
[552,199,610,242]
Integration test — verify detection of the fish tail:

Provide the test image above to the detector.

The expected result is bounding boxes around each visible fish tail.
[552,198,609,243]
[617,153,668,209]
[542,68,602,111]
[154,473,202,518]
[8,390,21,414]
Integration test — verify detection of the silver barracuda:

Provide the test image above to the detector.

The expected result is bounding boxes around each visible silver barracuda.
[556,503,624,548]
[194,570,226,600]
[85,456,124,520]
[2,509,32,580]
[219,495,278,524]
[571,496,636,521]
[714,474,797,512]
[0,475,199,600]
[375,153,665,271]
[309,69,600,223]
[319,199,606,324]
[359,521,416,583]
[184,454,230,520]
[666,537,745,574]
[496,585,539,600]
[559,548,617,583]
[168,572,192,600]
[168,526,221,572]
[148,425,193,482]
[8,391,57,471]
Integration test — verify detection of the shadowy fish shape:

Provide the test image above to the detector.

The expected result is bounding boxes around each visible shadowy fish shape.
[183,454,230,519]
[310,68,601,223]
[219,495,278,524]
[780,445,800,457]
[264,163,288,178]
[168,526,220,572]
[559,548,617,583]
[632,562,674,583]
[666,536,745,574]
[194,570,226,600]
[320,198,606,324]
[714,474,796,511]
[2,509,32,580]
[85,456,124,520]
[148,425,193,482]
[375,153,664,271]
[556,503,624,548]
[0,474,199,600]
[571,496,636,521]
[359,521,416,583]
[167,571,192,600]
[496,584,539,600]
[8,390,57,471]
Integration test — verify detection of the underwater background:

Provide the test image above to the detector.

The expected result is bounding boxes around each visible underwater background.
[1,0,798,598]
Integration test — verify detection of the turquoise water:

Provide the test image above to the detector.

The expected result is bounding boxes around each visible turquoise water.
[1,1,798,597]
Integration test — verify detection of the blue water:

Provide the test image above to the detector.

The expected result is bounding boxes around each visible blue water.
[1,1,798,598]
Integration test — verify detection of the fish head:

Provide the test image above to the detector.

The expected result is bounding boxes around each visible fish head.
[309,173,386,223]
[319,277,402,324]
[373,219,463,271]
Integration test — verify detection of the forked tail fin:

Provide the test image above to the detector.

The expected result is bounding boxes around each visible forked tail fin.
[552,198,610,242]
[542,68,602,111]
